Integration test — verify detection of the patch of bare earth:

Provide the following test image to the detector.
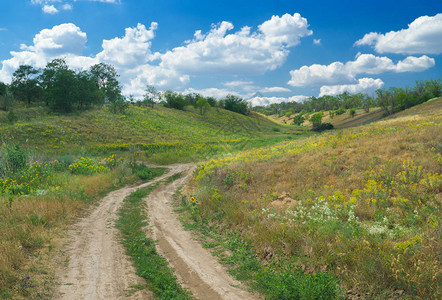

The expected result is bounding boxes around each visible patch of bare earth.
[53,164,257,299]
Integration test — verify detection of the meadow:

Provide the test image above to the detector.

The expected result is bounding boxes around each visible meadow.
[0,103,298,298]
[189,98,442,299]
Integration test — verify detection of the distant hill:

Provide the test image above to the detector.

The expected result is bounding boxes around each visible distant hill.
[0,104,300,160]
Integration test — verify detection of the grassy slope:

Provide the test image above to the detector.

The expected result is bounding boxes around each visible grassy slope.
[191,98,442,298]
[0,104,296,156]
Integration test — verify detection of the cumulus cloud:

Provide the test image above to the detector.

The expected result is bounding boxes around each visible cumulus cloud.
[1,14,313,96]
[319,78,384,96]
[249,95,307,106]
[355,14,442,54]
[313,39,321,45]
[42,4,58,14]
[0,23,89,82]
[96,22,158,68]
[160,13,312,75]
[288,53,435,87]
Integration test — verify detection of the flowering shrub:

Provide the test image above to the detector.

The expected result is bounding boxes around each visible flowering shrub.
[68,157,108,175]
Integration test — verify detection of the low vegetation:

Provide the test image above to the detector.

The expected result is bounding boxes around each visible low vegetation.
[116,171,192,300]
[188,98,442,299]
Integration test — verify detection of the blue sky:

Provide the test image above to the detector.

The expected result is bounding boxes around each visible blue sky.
[0,0,441,105]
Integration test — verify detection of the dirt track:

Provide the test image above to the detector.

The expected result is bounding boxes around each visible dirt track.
[53,164,256,299]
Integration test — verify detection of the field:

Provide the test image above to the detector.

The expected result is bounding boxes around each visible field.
[189,98,442,298]
[0,104,301,298]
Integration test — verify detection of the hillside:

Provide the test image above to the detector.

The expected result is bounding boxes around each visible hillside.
[0,104,300,162]
[188,98,442,298]
[271,107,385,129]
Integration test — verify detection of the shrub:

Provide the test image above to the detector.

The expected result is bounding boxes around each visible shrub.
[68,157,108,175]
[312,122,334,132]
[163,90,188,110]
[222,94,249,115]
[335,108,346,115]
[349,108,356,117]
[7,110,18,124]
[292,114,305,126]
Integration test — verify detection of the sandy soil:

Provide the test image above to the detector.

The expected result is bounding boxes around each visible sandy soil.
[53,164,256,299]
[146,165,258,300]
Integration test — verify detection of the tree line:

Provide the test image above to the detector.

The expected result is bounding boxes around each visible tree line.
[253,79,441,117]
[0,61,251,116]
[0,59,123,114]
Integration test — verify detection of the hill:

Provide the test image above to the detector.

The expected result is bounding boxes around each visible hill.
[187,98,442,298]
[0,104,300,163]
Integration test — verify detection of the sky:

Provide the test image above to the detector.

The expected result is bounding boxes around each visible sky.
[0,0,441,106]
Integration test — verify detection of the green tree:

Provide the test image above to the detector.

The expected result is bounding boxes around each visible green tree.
[47,68,77,113]
[143,85,161,108]
[349,108,356,117]
[196,96,210,115]
[163,90,188,110]
[90,63,121,102]
[108,95,129,114]
[40,58,69,106]
[11,65,41,105]
[222,94,249,115]
[292,113,305,125]
[309,111,324,129]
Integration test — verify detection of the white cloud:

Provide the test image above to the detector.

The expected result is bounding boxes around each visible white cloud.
[96,22,157,68]
[223,80,254,88]
[42,4,58,14]
[159,13,312,75]
[355,14,442,54]
[288,53,435,87]
[62,3,72,10]
[313,39,321,45]
[260,87,291,93]
[319,78,384,96]
[183,87,239,99]
[0,23,89,82]
[249,95,307,106]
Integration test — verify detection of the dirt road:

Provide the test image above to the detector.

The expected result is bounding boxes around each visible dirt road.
[54,164,256,299]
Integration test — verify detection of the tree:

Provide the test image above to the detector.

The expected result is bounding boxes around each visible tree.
[108,95,129,114]
[349,108,356,117]
[40,58,69,106]
[309,111,324,129]
[11,65,41,105]
[292,113,305,125]
[90,63,121,102]
[47,68,77,113]
[143,85,161,108]
[163,90,188,110]
[75,71,105,110]
[196,96,210,115]
[376,89,395,115]
[222,94,249,115]
[206,97,217,107]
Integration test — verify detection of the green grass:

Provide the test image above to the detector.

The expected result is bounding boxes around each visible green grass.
[177,193,343,300]
[116,171,191,300]
[0,104,300,159]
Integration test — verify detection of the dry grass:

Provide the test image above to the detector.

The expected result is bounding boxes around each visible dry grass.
[0,168,137,299]
[191,98,442,298]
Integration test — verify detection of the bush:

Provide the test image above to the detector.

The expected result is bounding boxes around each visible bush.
[108,96,129,114]
[7,109,18,124]
[335,108,346,115]
[312,122,334,132]
[0,144,28,176]
[68,157,108,175]
[292,114,305,126]
[164,90,188,110]
[349,108,356,117]
[222,94,249,115]
[309,112,324,128]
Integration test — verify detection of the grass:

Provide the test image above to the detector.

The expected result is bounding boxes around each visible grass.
[0,153,141,299]
[188,98,442,299]
[0,104,299,160]
[116,172,191,300]
[176,192,343,299]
